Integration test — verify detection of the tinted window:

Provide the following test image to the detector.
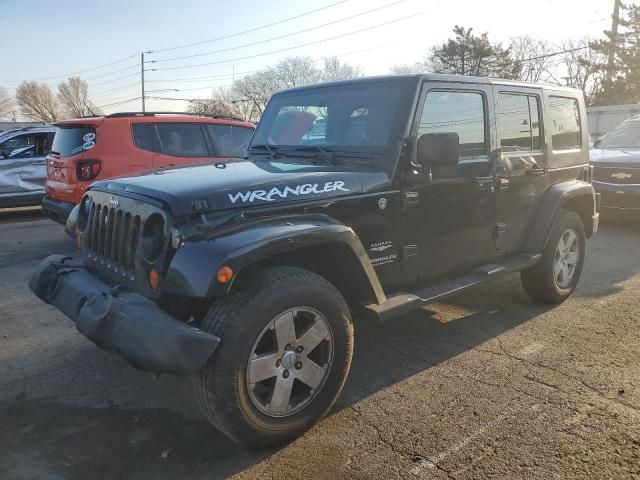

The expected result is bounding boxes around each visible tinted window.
[51,126,96,157]
[0,133,34,158]
[207,124,253,157]
[548,96,581,150]
[598,121,640,148]
[132,123,161,152]
[156,123,208,157]
[252,82,404,147]
[497,93,542,152]
[418,91,486,159]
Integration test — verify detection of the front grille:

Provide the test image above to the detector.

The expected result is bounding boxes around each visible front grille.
[85,201,141,273]
[594,166,640,184]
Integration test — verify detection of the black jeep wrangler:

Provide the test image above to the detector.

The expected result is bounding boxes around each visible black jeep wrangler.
[30,74,599,447]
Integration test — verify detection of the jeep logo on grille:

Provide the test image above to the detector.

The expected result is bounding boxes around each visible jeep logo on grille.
[109,196,119,208]
[611,172,632,180]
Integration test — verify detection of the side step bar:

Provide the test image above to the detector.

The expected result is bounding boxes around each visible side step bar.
[364,253,541,322]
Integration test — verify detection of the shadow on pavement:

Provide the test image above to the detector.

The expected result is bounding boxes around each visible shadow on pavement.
[0,279,553,479]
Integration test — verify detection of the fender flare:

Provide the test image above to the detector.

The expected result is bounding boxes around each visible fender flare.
[163,213,386,305]
[524,180,598,252]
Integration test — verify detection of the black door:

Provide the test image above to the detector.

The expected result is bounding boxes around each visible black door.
[401,83,498,280]
[493,89,547,251]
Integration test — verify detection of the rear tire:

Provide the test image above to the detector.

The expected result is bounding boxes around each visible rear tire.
[194,267,353,448]
[521,210,585,303]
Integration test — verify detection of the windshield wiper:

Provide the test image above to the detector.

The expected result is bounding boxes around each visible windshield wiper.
[292,145,338,164]
[247,144,284,159]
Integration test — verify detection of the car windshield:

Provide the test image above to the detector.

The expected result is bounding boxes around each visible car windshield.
[598,121,640,149]
[51,125,96,157]
[250,81,405,150]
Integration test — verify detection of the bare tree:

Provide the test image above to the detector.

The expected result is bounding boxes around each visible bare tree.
[0,87,14,120]
[556,39,606,105]
[57,76,100,118]
[509,36,558,83]
[320,57,363,82]
[188,87,240,118]
[232,68,281,123]
[275,56,321,88]
[16,81,60,122]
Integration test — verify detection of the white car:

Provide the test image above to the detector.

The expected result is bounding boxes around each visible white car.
[0,125,56,208]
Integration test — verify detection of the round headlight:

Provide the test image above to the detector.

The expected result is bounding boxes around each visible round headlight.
[141,213,166,262]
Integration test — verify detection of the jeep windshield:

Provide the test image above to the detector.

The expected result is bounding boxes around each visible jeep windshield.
[250,81,407,157]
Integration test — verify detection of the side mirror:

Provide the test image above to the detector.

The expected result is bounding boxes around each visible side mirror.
[417,132,459,167]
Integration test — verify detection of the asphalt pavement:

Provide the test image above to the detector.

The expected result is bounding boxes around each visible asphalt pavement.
[0,208,639,479]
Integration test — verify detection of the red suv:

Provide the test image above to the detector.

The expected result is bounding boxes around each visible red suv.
[43,112,255,223]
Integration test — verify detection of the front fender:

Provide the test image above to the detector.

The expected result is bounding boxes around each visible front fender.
[163,214,386,304]
[524,180,598,252]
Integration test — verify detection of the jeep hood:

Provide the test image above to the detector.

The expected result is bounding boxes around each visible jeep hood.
[91,160,390,216]
[590,148,640,168]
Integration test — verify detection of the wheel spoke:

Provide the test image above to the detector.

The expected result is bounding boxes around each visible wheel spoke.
[274,311,296,352]
[296,360,326,389]
[566,251,578,266]
[553,257,563,277]
[269,376,294,415]
[561,264,570,283]
[248,353,279,384]
[566,230,577,250]
[297,319,329,352]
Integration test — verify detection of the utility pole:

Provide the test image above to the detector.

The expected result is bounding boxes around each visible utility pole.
[141,52,146,113]
[606,0,622,86]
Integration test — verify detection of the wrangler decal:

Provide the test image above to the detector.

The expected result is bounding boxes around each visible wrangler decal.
[228,181,350,204]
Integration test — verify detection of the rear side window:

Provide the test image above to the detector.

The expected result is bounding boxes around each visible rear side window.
[132,123,161,152]
[548,96,581,150]
[207,124,253,157]
[50,126,96,157]
[497,93,542,152]
[155,123,208,157]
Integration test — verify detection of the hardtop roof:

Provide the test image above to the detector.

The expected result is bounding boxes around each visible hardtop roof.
[274,73,583,96]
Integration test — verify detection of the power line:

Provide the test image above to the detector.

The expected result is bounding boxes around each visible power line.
[151,11,427,72]
[96,96,142,108]
[88,71,140,88]
[150,0,348,54]
[0,53,139,83]
[83,63,140,82]
[145,69,259,84]
[150,0,406,64]
[519,46,590,62]
[91,81,141,98]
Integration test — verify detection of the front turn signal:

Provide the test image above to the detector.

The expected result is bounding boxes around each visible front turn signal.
[149,268,160,289]
[216,266,234,284]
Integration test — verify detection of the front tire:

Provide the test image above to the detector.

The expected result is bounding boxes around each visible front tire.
[521,210,586,303]
[195,267,353,448]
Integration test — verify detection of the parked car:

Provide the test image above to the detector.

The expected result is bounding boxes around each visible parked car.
[42,112,255,223]
[0,125,56,208]
[30,74,599,447]
[591,115,640,216]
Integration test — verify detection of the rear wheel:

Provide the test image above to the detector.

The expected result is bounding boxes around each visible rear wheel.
[194,267,353,448]
[521,210,586,303]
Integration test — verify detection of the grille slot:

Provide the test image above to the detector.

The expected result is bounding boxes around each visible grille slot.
[85,202,141,273]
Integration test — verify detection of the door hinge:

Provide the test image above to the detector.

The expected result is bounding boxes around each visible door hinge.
[404,191,419,208]
[494,223,507,238]
[402,245,418,259]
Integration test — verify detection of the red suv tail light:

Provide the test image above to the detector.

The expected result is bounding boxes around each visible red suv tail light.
[76,159,102,181]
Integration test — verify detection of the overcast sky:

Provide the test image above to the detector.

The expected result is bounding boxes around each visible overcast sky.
[0,0,613,115]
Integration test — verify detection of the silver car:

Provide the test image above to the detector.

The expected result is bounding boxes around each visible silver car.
[0,125,56,208]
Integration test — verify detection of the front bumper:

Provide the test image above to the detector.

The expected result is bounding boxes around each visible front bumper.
[42,196,75,224]
[29,255,220,375]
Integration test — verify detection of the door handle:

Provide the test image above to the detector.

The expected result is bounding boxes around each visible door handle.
[498,178,509,191]
[526,167,545,176]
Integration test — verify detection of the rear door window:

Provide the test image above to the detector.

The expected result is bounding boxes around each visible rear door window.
[51,126,97,157]
[548,96,581,150]
[132,123,161,152]
[155,123,209,157]
[497,93,542,152]
[206,124,254,157]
